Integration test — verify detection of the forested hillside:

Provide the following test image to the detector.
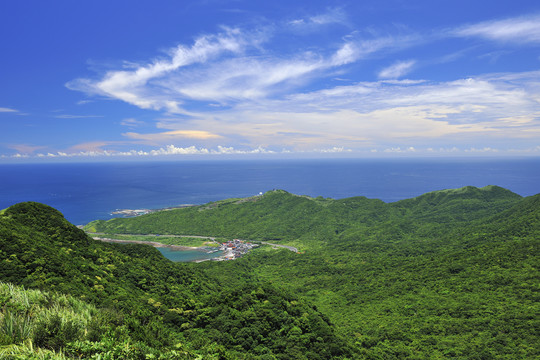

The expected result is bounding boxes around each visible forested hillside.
[0,202,351,359]
[86,186,523,247]
[86,186,539,358]
[1,186,538,359]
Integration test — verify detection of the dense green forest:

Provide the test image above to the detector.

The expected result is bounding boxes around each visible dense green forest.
[0,202,350,359]
[1,186,539,358]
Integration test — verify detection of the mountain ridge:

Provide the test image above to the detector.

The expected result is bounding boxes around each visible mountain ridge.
[1,185,538,359]
[85,185,526,243]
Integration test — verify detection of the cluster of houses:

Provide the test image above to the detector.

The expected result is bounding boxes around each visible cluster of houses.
[218,239,258,260]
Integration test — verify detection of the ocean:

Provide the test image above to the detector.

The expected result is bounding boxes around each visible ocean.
[1,158,539,226]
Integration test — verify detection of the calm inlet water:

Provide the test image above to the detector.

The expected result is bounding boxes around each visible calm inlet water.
[156,248,224,262]
[1,158,539,226]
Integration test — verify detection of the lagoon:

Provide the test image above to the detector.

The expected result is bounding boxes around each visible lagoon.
[157,247,224,262]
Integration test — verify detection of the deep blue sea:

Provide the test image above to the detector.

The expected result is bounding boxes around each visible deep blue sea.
[1,158,539,225]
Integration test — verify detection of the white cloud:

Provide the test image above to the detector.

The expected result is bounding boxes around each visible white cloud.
[455,14,540,44]
[289,8,349,29]
[120,118,145,127]
[67,24,417,114]
[6,144,362,159]
[287,70,540,117]
[149,145,209,155]
[465,147,499,153]
[151,145,276,155]
[54,114,103,119]
[68,141,122,153]
[383,147,417,153]
[317,147,352,153]
[123,130,222,144]
[378,60,416,79]
[169,69,540,151]
[7,142,540,160]
[330,43,359,66]
[60,13,540,156]
[0,107,18,112]
[310,8,348,26]
[7,144,45,154]
[67,27,268,112]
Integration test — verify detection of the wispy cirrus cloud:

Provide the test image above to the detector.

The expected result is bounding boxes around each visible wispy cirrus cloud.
[123,129,222,145]
[60,12,540,156]
[177,69,539,151]
[455,14,540,44]
[0,107,19,113]
[66,21,414,115]
[121,118,145,127]
[378,60,416,79]
[287,70,539,114]
[53,114,104,119]
[67,27,271,113]
[7,144,46,154]
[0,107,28,116]
[67,141,125,153]
[289,7,350,29]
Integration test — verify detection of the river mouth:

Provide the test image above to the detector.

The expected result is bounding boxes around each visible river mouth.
[157,247,224,262]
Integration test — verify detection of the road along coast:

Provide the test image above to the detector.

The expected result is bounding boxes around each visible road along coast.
[91,235,298,262]
[91,236,244,262]
[92,237,210,251]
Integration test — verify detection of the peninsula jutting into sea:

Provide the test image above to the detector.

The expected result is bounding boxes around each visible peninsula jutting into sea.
[110,204,196,217]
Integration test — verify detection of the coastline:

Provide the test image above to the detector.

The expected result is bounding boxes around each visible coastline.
[110,204,196,218]
[94,237,208,252]
[93,237,234,262]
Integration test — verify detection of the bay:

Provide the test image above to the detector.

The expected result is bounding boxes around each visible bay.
[0,157,539,225]
[156,247,224,262]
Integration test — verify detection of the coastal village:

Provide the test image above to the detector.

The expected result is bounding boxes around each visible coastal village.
[217,239,258,260]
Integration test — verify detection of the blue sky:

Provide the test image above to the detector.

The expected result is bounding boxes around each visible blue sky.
[1,0,540,160]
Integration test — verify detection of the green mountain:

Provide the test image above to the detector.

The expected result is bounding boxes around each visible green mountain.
[0,202,351,359]
[85,185,523,246]
[86,186,538,358]
[1,186,539,359]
